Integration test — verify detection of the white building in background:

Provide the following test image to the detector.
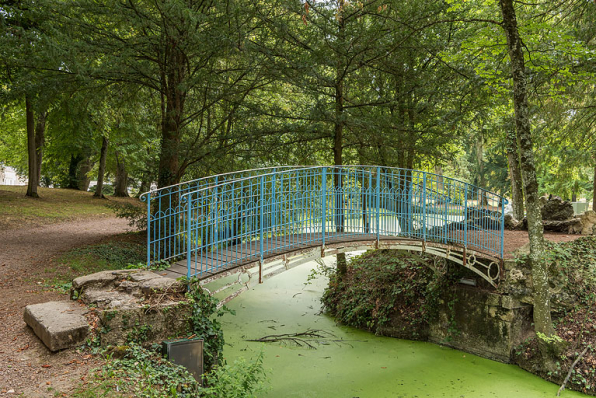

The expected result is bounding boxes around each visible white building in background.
[0,166,27,186]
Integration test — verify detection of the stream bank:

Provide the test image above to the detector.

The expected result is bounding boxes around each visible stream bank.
[213,260,584,397]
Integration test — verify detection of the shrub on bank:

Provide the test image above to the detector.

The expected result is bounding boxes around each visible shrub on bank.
[321,250,452,339]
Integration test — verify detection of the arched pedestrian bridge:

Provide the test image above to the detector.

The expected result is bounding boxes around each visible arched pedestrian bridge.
[141,166,506,288]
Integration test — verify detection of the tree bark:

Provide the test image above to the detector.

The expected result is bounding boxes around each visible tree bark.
[114,154,129,197]
[334,0,347,277]
[506,125,525,220]
[157,41,186,189]
[76,157,92,191]
[34,111,46,187]
[593,163,596,211]
[94,136,109,198]
[25,97,39,198]
[499,0,554,338]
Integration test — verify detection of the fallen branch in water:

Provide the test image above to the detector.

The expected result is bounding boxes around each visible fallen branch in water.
[246,329,354,349]
[557,346,589,397]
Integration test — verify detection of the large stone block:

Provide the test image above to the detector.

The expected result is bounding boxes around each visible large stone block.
[23,301,90,352]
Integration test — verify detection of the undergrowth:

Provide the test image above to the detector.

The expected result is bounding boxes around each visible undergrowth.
[514,237,596,395]
[322,250,451,336]
[68,345,267,398]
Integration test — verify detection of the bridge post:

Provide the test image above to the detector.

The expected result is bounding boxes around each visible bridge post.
[272,170,276,238]
[146,192,151,268]
[422,172,427,242]
[186,192,192,279]
[444,191,448,244]
[500,197,505,259]
[321,168,327,247]
[376,167,380,243]
[259,176,265,283]
[464,184,469,248]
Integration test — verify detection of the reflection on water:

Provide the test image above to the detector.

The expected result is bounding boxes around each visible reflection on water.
[214,261,584,398]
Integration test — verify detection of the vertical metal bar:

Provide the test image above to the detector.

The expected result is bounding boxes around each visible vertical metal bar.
[422,172,427,242]
[322,168,327,246]
[464,184,469,247]
[260,176,265,263]
[186,193,192,279]
[444,186,448,244]
[501,197,506,259]
[376,167,381,242]
[146,192,151,268]
[272,172,277,241]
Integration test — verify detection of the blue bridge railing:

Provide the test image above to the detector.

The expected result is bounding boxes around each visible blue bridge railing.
[141,166,507,278]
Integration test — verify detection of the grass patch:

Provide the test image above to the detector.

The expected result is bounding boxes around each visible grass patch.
[0,185,142,230]
[42,232,146,290]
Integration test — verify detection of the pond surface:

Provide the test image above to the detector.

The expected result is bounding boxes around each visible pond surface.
[215,262,584,398]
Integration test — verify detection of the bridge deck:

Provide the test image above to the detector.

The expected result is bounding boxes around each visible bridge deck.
[159,230,495,280]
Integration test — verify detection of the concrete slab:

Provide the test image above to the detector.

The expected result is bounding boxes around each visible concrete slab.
[23,301,89,352]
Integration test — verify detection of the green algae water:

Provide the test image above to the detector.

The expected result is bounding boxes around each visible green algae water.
[213,262,585,398]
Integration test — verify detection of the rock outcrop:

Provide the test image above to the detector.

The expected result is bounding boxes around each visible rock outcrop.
[25,269,190,351]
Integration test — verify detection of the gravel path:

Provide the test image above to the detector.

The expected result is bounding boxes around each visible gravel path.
[0,217,130,397]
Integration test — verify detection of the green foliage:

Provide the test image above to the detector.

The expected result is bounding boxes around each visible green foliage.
[69,344,267,398]
[322,250,451,335]
[518,237,596,305]
[77,344,199,398]
[201,351,268,398]
[106,202,147,230]
[186,281,235,373]
[127,323,153,345]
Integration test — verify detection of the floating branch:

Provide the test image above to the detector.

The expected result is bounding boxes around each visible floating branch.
[246,329,354,349]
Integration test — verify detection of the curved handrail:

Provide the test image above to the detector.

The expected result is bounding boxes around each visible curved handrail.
[139,165,312,202]
[140,166,507,278]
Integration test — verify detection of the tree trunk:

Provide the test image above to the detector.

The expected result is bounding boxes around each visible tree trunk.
[76,157,92,191]
[499,0,554,340]
[25,97,39,198]
[136,174,151,198]
[506,125,525,220]
[157,43,186,189]
[334,0,347,277]
[593,163,596,211]
[114,154,129,197]
[94,136,109,198]
[34,111,46,187]
[476,135,489,206]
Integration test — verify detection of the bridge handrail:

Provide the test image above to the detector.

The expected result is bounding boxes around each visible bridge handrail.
[146,166,508,278]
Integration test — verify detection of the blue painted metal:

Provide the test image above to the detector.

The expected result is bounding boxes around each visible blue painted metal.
[143,166,508,278]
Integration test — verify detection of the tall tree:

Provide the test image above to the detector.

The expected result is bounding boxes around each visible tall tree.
[498,0,553,339]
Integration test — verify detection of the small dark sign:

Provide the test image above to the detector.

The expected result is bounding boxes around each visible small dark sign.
[162,338,204,383]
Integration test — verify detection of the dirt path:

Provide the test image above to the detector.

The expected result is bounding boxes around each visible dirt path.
[0,217,130,397]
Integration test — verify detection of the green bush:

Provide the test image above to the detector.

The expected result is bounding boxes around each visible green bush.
[71,344,267,398]
[186,280,235,373]
[322,250,449,335]
[107,202,147,230]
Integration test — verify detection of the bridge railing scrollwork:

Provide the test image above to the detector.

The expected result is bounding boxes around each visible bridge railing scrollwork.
[142,166,507,284]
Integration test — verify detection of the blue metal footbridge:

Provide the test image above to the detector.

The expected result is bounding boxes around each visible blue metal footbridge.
[141,166,506,288]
